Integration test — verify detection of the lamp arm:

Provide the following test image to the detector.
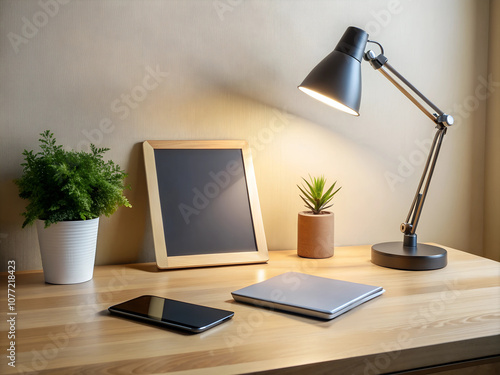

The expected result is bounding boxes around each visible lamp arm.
[401,127,447,238]
[378,64,440,123]
[364,48,453,244]
[364,49,454,128]
[382,62,445,117]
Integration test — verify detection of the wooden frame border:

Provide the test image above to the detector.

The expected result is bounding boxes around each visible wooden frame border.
[143,140,269,269]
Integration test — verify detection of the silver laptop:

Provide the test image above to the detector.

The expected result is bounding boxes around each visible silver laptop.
[231,272,385,320]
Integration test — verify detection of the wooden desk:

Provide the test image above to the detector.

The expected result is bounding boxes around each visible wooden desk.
[2,245,499,374]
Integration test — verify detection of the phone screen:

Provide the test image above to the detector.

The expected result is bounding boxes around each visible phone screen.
[108,295,234,333]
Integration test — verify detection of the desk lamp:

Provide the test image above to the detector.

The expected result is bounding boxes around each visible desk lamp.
[298,26,453,270]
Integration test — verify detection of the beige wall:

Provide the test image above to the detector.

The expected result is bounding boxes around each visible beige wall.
[0,0,494,271]
[484,0,500,261]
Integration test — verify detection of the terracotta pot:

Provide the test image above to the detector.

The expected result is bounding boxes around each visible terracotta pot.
[297,211,334,258]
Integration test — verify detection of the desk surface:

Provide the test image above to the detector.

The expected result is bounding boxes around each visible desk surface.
[2,245,500,374]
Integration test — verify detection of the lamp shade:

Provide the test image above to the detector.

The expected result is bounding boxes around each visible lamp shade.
[298,26,369,116]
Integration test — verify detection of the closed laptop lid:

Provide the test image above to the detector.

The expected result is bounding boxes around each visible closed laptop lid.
[231,272,384,318]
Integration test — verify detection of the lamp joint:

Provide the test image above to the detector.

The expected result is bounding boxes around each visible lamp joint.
[364,50,388,70]
[400,222,412,234]
[435,113,454,127]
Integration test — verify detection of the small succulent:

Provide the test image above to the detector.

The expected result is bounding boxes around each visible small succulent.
[298,175,341,214]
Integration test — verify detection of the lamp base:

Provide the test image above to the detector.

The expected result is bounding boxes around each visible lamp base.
[371,242,447,270]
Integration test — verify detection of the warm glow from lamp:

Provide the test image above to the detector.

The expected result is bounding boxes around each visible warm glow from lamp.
[298,86,360,116]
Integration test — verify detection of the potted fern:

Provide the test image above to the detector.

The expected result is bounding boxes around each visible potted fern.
[15,130,131,284]
[297,175,341,258]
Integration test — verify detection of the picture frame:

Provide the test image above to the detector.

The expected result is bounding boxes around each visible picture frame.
[143,140,269,269]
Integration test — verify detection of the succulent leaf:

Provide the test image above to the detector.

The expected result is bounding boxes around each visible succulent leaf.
[297,175,341,214]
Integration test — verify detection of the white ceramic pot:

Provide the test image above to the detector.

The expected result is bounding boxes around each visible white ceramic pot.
[36,218,99,284]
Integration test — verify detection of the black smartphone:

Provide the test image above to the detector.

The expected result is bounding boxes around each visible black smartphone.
[108,295,234,333]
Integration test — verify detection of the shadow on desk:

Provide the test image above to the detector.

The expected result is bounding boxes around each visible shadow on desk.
[124,263,161,273]
[224,298,367,329]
